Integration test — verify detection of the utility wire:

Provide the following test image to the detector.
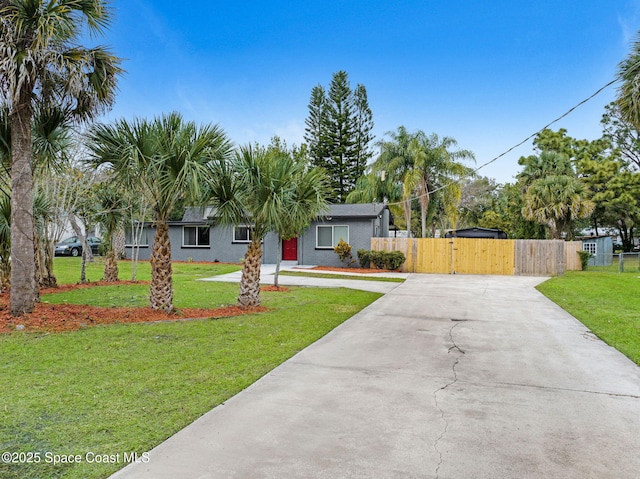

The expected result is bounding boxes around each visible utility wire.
[384,78,618,208]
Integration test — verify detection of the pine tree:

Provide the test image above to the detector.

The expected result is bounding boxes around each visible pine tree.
[304,71,374,203]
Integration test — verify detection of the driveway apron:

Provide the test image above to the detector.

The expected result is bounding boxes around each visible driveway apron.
[110,274,640,479]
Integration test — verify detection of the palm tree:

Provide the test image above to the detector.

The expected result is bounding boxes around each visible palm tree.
[409,132,475,237]
[371,126,418,237]
[0,0,122,316]
[208,145,329,307]
[522,175,595,239]
[273,165,329,287]
[0,193,10,292]
[617,33,640,130]
[87,113,232,312]
[1,104,76,289]
[95,182,126,282]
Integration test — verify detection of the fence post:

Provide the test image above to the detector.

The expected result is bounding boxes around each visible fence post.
[619,253,624,273]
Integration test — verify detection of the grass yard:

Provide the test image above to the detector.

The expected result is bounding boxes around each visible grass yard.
[537,270,640,366]
[0,258,382,479]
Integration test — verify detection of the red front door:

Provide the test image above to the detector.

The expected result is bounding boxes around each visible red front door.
[282,237,298,261]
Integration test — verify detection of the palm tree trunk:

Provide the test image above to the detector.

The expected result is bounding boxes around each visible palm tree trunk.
[403,198,412,238]
[150,221,173,312]
[274,236,282,288]
[238,238,262,308]
[103,248,119,282]
[10,91,38,316]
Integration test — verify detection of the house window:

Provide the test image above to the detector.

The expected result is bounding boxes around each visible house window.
[233,225,255,243]
[183,226,210,247]
[583,242,597,256]
[316,225,349,249]
[125,227,148,247]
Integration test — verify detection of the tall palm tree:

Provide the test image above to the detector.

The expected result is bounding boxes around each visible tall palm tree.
[1,104,75,289]
[87,113,232,312]
[0,193,10,292]
[617,33,640,130]
[208,145,329,307]
[371,126,418,237]
[0,0,122,316]
[409,132,475,237]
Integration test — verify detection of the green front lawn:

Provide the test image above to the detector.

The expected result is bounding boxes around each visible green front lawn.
[537,271,640,365]
[0,259,382,479]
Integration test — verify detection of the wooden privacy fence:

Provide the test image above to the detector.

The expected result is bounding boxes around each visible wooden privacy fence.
[371,238,583,276]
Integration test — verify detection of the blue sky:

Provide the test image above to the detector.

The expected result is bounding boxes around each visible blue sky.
[100,0,640,184]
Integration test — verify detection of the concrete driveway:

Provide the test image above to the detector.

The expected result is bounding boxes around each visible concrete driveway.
[111,274,640,479]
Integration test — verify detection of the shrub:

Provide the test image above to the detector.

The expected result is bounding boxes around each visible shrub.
[334,239,356,268]
[368,250,406,270]
[369,250,386,269]
[577,250,592,271]
[386,251,406,270]
[357,249,371,268]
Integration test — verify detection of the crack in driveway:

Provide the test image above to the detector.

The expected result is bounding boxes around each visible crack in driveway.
[433,321,466,479]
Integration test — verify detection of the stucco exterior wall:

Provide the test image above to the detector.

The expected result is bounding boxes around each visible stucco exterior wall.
[124,205,389,267]
[298,217,378,267]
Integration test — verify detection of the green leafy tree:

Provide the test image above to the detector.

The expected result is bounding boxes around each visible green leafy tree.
[518,151,594,239]
[207,145,329,307]
[458,176,500,228]
[0,0,122,316]
[87,112,232,312]
[304,71,374,202]
[477,183,546,239]
[579,154,640,250]
[601,102,640,169]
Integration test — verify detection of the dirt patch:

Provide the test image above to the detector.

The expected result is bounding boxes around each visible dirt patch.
[304,266,400,274]
[0,281,266,334]
[261,285,290,292]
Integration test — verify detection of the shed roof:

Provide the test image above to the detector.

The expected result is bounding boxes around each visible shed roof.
[444,227,507,239]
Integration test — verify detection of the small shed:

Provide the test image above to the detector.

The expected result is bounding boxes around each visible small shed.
[444,227,507,239]
[577,235,613,267]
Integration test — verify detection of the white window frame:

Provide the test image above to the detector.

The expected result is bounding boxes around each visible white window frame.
[233,225,255,243]
[583,242,597,256]
[125,227,149,247]
[182,225,210,248]
[316,225,349,249]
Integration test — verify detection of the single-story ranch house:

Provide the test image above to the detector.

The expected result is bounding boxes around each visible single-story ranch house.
[126,203,392,267]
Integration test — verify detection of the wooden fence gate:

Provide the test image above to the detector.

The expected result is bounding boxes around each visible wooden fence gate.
[371,238,582,276]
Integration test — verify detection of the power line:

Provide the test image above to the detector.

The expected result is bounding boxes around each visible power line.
[384,78,618,208]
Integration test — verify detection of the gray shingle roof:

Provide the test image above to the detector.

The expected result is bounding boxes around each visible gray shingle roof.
[181,206,211,223]
[180,203,386,223]
[322,203,386,218]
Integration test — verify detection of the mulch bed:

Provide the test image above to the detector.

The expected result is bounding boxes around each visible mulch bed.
[0,281,267,334]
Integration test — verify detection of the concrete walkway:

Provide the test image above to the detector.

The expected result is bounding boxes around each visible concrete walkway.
[111,274,640,479]
[199,263,409,294]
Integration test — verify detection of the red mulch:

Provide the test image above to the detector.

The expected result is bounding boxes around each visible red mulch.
[306,266,399,274]
[0,281,267,334]
[261,285,290,292]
